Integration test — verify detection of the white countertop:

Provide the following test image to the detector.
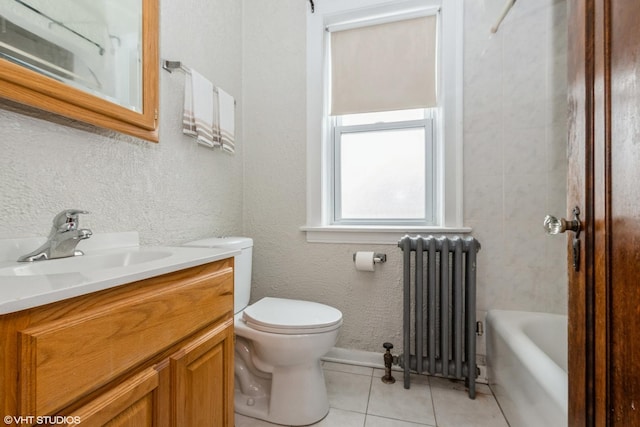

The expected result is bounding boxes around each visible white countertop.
[0,232,238,315]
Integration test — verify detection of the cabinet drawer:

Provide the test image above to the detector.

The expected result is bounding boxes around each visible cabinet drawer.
[18,262,233,416]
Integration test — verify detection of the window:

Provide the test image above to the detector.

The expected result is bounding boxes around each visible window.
[332,109,436,225]
[304,0,465,243]
[327,12,437,225]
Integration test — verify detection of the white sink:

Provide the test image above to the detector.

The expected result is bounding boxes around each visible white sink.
[0,232,239,314]
[0,249,173,276]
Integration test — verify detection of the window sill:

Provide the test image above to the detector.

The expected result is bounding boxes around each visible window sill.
[300,225,472,244]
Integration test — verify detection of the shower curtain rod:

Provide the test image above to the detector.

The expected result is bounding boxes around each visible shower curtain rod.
[13,0,106,55]
[490,0,516,33]
[0,40,101,87]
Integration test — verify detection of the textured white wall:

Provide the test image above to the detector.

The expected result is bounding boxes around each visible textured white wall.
[0,0,567,357]
[242,0,568,355]
[242,0,406,353]
[0,0,244,246]
[464,0,568,315]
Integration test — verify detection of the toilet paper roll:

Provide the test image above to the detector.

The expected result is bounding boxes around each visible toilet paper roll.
[354,251,376,272]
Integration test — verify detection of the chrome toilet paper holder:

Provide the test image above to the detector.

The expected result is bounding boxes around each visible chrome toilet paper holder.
[352,253,387,264]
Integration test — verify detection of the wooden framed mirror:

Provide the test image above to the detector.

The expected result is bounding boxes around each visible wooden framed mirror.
[0,0,158,142]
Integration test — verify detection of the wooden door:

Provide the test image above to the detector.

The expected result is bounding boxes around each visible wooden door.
[568,0,640,425]
[171,319,235,427]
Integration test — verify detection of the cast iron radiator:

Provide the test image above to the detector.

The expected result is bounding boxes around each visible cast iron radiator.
[397,235,481,399]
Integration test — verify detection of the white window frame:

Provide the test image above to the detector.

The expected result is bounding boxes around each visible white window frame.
[302,0,468,244]
[331,111,436,226]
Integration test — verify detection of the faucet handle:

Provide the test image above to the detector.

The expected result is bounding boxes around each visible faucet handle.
[52,209,90,232]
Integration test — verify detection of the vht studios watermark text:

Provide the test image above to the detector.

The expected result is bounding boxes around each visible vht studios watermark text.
[4,415,81,425]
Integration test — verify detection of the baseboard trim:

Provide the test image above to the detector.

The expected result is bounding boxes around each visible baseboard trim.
[322,347,386,369]
[322,346,488,384]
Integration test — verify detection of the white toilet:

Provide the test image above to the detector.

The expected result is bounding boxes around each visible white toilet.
[184,237,342,426]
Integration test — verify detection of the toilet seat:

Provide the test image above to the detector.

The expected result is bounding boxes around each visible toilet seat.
[242,297,343,335]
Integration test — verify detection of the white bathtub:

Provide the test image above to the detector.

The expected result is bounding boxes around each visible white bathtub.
[486,310,568,427]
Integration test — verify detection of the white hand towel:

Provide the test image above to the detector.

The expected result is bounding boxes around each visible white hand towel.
[182,71,196,137]
[217,87,235,153]
[183,69,219,148]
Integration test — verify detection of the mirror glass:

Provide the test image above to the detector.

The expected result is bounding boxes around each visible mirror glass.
[0,0,143,112]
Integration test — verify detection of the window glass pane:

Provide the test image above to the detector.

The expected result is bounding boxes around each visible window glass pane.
[340,109,425,126]
[339,128,425,220]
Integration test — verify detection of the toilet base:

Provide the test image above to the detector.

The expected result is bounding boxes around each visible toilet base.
[235,360,330,426]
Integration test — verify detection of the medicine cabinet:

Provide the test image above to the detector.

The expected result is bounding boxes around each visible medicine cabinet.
[0,0,159,141]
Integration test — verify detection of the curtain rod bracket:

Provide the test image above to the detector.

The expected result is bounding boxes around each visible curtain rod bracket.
[491,0,516,33]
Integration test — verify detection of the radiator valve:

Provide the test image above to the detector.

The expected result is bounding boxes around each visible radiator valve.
[382,342,396,384]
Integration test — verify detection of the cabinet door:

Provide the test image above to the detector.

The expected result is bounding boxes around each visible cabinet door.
[171,318,234,427]
[62,364,169,427]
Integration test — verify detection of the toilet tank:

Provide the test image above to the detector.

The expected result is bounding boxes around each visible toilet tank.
[183,236,253,314]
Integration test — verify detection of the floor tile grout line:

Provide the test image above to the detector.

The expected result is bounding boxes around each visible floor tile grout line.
[426,376,440,427]
[363,367,374,427]
[363,369,373,427]
[488,385,512,427]
[318,363,508,427]
[365,413,435,426]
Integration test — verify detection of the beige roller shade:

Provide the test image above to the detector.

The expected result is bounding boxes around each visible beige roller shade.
[330,15,437,116]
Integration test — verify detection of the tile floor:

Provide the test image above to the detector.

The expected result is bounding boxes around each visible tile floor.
[235,361,510,427]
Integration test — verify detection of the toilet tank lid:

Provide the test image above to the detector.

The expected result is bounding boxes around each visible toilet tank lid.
[184,236,253,250]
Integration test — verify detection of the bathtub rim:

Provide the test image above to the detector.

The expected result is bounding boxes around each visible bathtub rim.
[486,309,568,416]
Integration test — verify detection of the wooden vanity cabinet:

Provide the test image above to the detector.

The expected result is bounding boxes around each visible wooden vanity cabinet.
[0,258,235,427]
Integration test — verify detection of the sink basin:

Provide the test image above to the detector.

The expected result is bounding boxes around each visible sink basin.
[0,249,173,276]
[0,231,240,315]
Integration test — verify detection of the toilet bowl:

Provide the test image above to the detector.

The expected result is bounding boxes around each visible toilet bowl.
[235,297,342,425]
[183,237,343,426]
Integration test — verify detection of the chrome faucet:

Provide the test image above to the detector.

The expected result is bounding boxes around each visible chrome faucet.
[18,209,93,262]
